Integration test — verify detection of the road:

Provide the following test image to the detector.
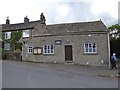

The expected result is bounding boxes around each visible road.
[2,60,118,88]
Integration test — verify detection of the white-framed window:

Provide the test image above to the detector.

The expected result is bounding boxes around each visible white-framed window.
[28,46,33,53]
[43,45,54,54]
[84,43,97,53]
[5,32,11,39]
[23,30,30,38]
[4,42,10,50]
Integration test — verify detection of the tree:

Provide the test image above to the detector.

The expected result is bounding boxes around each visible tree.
[108,24,120,40]
[108,24,120,56]
[9,31,22,51]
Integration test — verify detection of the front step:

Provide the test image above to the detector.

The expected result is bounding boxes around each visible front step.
[65,61,74,64]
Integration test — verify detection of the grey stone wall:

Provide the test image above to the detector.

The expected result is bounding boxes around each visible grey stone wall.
[22,33,109,66]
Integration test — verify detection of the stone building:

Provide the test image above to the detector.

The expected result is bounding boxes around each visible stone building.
[1,14,110,66]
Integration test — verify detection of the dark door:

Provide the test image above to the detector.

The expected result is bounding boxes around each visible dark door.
[65,45,73,61]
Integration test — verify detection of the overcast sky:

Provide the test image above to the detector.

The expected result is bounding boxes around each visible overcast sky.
[0,0,119,27]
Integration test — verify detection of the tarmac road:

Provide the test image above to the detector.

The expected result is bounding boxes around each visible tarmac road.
[2,60,118,88]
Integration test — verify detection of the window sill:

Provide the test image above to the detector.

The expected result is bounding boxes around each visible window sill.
[4,39,10,40]
[43,53,54,56]
[83,53,98,55]
[4,50,11,51]
[28,52,33,54]
[22,37,30,39]
[33,53,42,55]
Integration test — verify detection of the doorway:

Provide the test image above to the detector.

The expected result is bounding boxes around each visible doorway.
[65,45,73,61]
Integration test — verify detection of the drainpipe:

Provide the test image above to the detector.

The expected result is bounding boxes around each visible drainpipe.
[107,33,111,68]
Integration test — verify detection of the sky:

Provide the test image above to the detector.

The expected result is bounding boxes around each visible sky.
[0,0,119,27]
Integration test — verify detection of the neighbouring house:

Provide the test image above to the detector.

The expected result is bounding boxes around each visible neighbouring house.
[1,14,110,66]
[1,16,39,51]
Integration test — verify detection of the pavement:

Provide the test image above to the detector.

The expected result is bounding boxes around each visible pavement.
[3,60,119,79]
[44,62,119,79]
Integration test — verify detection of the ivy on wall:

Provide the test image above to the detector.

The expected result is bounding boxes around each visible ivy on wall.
[7,31,22,51]
[10,31,22,51]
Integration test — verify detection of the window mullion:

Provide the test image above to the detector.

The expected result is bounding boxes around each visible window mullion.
[92,43,93,53]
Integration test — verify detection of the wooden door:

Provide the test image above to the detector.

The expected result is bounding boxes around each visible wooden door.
[65,45,73,61]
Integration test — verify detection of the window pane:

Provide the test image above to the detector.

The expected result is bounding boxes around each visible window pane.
[48,49,50,53]
[51,49,53,53]
[5,33,7,39]
[8,32,11,39]
[85,44,88,52]
[89,48,92,52]
[93,48,96,52]
[89,44,92,47]
[28,46,33,53]
[4,43,10,50]
[34,49,37,54]
[93,43,96,52]
[5,32,11,39]
[85,44,88,47]
[86,48,88,52]
[45,45,47,49]
[38,49,42,54]
[51,45,53,49]
[48,45,50,49]
[45,46,48,53]
[51,45,53,53]
[88,44,91,52]
[23,30,29,37]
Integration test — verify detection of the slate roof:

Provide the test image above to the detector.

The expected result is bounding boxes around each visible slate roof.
[48,20,107,31]
[1,20,41,32]
[34,20,108,36]
[1,20,108,35]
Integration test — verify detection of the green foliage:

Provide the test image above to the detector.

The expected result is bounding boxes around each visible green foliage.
[15,42,22,51]
[0,47,2,54]
[10,31,22,50]
[2,52,9,59]
[108,24,120,40]
[0,31,5,40]
[10,31,22,43]
[2,51,13,60]
[2,30,22,51]
[9,31,22,51]
[0,32,3,54]
[108,24,120,56]
[0,32,2,39]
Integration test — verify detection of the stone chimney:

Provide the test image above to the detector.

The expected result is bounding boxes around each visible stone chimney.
[6,17,10,24]
[40,13,46,24]
[24,16,29,23]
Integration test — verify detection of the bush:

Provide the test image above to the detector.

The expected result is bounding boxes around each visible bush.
[2,52,11,60]
[14,49,21,52]
[2,52,7,60]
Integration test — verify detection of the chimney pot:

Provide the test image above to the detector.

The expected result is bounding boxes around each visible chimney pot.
[6,17,10,24]
[24,16,29,23]
[40,13,46,24]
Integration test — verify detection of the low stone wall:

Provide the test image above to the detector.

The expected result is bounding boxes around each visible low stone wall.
[2,51,22,61]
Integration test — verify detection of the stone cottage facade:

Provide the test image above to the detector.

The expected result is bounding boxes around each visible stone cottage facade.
[1,15,110,66]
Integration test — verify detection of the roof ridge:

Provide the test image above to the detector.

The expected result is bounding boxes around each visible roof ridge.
[6,20,41,26]
[47,20,102,26]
